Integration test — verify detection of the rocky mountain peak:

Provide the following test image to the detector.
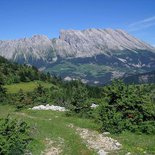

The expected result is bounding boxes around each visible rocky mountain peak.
[0,28,155,62]
[54,28,155,58]
[0,34,53,61]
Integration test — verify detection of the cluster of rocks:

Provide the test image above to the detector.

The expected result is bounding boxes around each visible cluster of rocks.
[90,103,99,108]
[31,103,98,112]
[31,104,67,111]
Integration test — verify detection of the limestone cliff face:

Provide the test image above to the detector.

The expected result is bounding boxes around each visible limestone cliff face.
[53,29,155,58]
[0,28,154,62]
[0,35,56,63]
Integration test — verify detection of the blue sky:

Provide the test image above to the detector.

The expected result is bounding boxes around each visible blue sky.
[0,0,155,45]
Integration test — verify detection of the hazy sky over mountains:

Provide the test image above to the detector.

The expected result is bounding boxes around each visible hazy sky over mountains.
[0,0,154,45]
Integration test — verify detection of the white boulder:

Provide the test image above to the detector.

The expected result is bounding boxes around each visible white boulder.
[31,104,67,111]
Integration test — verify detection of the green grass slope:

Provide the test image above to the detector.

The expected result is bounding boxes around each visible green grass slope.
[4,81,54,94]
[0,105,155,155]
[0,105,98,155]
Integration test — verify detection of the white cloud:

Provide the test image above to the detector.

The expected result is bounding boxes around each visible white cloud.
[128,16,155,32]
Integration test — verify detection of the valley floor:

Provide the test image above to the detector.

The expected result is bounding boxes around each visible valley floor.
[0,105,155,155]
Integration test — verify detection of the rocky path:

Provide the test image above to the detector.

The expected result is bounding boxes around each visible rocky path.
[68,124,121,155]
[17,112,121,155]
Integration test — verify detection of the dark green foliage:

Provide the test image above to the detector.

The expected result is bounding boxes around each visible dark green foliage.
[32,84,50,104]
[86,85,103,98]
[0,116,32,155]
[13,84,50,109]
[59,80,90,113]
[34,84,46,96]
[0,84,6,102]
[99,80,155,134]
[15,89,33,110]
[0,56,51,84]
[69,81,89,111]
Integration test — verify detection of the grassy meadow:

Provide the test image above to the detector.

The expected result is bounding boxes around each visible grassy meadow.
[0,104,98,155]
[4,81,54,94]
[0,103,155,155]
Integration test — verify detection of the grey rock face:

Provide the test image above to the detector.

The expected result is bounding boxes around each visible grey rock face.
[53,29,155,58]
[0,35,56,63]
[0,29,154,62]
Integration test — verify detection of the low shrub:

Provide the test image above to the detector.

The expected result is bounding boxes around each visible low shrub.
[0,116,32,155]
[99,80,155,134]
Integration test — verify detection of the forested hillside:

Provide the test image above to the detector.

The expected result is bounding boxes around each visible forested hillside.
[0,56,51,84]
[122,71,155,84]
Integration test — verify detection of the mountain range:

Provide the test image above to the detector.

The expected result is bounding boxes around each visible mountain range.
[0,28,155,84]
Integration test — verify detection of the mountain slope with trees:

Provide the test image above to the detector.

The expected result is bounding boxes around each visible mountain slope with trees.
[0,56,51,85]
[122,71,155,84]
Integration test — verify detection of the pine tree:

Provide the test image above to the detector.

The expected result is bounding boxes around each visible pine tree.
[0,84,6,102]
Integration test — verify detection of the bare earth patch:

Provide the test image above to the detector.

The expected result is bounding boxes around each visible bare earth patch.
[42,137,64,155]
[68,124,121,155]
